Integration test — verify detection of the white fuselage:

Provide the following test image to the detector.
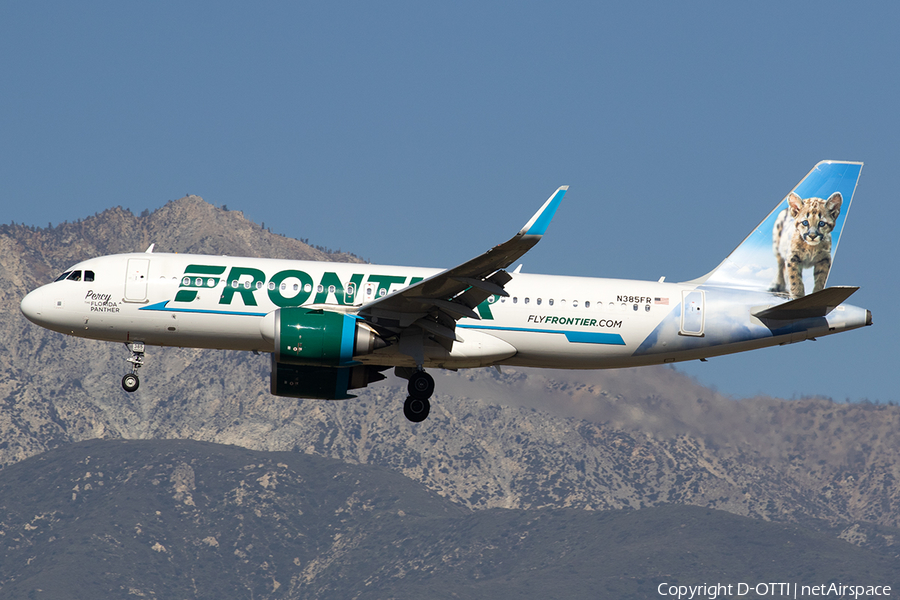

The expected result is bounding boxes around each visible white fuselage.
[20,252,871,371]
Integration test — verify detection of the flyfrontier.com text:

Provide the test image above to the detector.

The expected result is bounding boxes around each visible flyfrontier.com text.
[657,582,891,599]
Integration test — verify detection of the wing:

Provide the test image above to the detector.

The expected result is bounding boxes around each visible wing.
[358,186,568,351]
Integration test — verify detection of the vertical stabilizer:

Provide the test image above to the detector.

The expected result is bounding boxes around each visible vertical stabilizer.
[701,161,862,296]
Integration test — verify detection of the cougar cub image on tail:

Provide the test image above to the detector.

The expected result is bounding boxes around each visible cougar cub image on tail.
[770,191,842,298]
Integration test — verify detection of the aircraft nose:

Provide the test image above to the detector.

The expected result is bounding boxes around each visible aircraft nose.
[20,288,45,324]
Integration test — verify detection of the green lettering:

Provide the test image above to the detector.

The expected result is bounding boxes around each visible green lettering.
[174,290,198,303]
[315,272,345,304]
[312,272,366,305]
[366,274,406,299]
[348,273,364,304]
[268,269,314,307]
[220,267,266,306]
[475,295,498,320]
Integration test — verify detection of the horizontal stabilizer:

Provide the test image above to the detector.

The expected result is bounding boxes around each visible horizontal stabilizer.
[752,286,859,320]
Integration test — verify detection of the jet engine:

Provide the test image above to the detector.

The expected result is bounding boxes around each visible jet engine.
[260,307,388,399]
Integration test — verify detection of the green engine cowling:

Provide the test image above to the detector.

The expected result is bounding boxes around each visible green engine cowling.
[271,361,388,399]
[261,307,388,399]
[268,307,380,366]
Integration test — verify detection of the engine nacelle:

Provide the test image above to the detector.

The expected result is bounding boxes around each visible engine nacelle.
[260,307,382,366]
[271,361,388,399]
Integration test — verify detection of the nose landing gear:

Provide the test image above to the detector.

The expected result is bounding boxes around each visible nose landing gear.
[403,370,435,423]
[122,342,145,392]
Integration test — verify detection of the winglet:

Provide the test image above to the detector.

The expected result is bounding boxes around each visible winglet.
[519,186,568,237]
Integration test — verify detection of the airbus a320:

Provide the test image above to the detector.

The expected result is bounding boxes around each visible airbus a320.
[20,161,872,422]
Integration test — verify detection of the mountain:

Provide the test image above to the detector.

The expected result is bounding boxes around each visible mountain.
[1,196,899,559]
[1,439,896,599]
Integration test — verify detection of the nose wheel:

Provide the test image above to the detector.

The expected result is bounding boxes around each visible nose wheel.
[122,342,145,393]
[122,373,140,392]
[404,370,434,422]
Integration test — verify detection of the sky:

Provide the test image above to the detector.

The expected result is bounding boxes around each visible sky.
[2,2,898,403]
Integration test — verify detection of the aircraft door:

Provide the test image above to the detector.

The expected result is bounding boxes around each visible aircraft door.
[364,282,376,303]
[124,258,150,302]
[680,290,705,336]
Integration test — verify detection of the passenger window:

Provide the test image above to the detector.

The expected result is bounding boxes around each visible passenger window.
[572,300,578,307]
[633,304,638,311]
[585,301,590,308]
[536,298,542,305]
[500,297,506,303]
[645,304,651,312]
[55,271,72,282]
[67,271,82,281]
[524,297,529,304]
[513,297,518,304]
[549,299,554,306]
[84,271,95,282]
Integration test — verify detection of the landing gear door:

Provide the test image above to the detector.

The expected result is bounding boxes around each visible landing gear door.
[680,289,705,336]
[124,258,150,302]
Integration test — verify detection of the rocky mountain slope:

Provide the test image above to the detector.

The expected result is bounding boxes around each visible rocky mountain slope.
[1,197,898,556]
[2,439,896,599]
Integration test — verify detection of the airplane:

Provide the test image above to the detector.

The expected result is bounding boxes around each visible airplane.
[20,161,871,422]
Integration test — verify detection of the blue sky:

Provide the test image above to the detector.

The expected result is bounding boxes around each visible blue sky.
[2,2,897,403]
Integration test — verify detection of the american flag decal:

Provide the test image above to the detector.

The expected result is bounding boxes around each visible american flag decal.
[654,297,669,305]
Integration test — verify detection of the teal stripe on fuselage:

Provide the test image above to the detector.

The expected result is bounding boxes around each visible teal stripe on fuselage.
[139,301,267,317]
[460,324,625,345]
[139,303,627,346]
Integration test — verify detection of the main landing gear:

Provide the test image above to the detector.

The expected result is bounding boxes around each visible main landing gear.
[403,370,435,423]
[122,341,145,392]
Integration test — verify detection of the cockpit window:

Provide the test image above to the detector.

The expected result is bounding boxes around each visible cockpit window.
[54,269,94,282]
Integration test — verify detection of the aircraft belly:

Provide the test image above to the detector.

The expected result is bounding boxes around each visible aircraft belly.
[357,330,517,369]
[77,301,268,350]
[478,328,640,369]
[445,330,516,366]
